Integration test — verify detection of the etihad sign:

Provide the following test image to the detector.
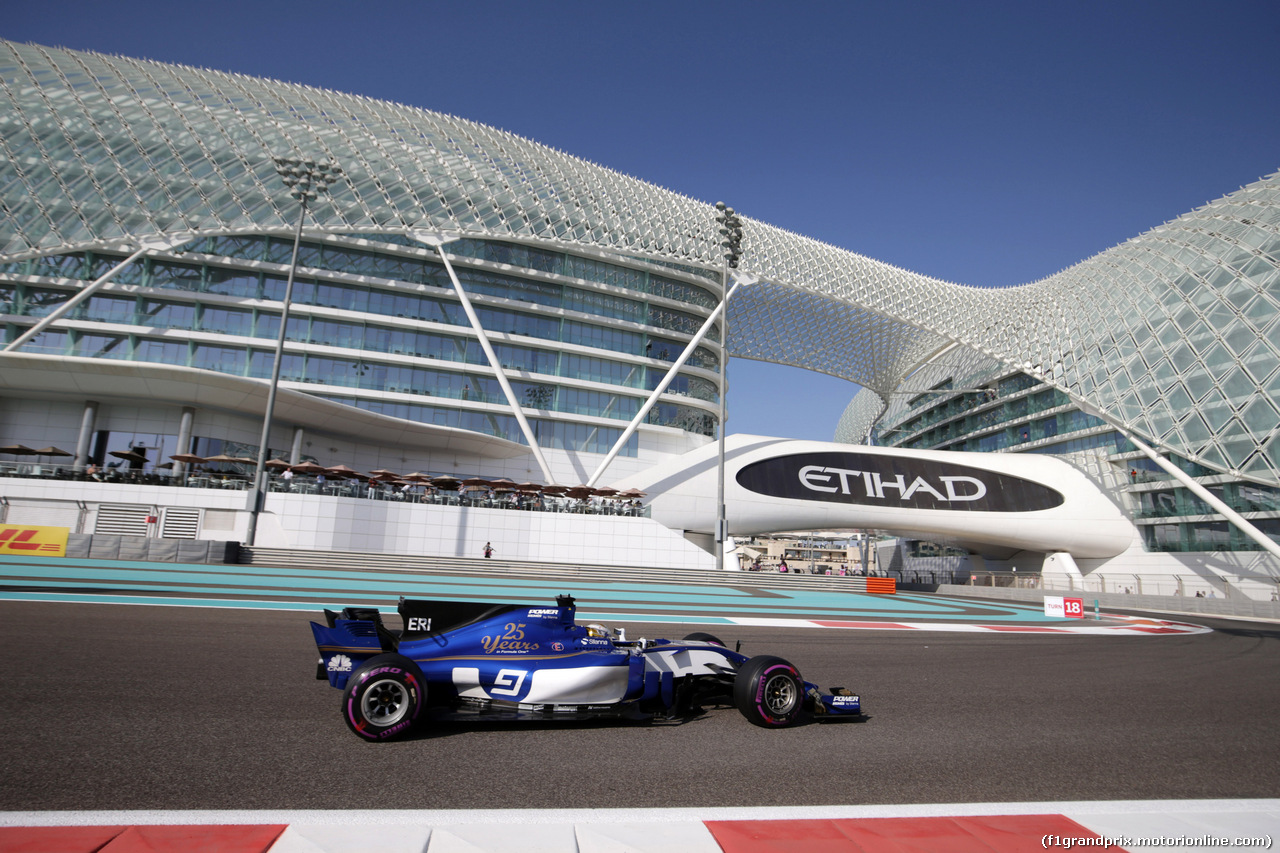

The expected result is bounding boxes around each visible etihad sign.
[799,465,988,503]
[736,452,1065,513]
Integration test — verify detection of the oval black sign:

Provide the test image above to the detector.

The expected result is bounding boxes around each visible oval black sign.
[735,451,1065,513]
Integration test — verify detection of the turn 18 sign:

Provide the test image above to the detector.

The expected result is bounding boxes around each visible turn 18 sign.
[1044,596,1085,619]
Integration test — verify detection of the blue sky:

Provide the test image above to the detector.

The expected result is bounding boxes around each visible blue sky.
[5,1,1278,440]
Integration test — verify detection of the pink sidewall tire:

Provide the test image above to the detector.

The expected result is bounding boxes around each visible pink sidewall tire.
[733,655,804,728]
[341,653,425,741]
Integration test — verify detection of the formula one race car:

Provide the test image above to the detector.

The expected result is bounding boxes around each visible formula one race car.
[311,594,861,741]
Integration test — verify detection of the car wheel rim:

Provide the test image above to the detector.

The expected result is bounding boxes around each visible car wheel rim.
[763,673,797,715]
[362,678,409,726]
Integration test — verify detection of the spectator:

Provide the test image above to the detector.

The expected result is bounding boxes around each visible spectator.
[483,541,494,559]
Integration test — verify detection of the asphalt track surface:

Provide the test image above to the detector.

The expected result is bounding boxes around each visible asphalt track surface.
[2,599,1278,812]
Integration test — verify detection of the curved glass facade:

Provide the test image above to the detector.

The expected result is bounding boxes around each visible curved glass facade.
[844,349,1280,554]
[1,233,724,451]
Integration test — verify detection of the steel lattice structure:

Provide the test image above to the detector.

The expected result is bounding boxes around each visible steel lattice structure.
[1,40,1278,484]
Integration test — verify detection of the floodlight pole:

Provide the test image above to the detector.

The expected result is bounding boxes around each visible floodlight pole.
[245,156,343,547]
[714,202,744,571]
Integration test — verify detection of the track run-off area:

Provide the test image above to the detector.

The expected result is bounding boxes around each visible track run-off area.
[0,554,1207,634]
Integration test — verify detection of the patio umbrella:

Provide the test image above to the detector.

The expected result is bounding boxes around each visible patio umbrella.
[204,453,253,465]
[264,458,293,470]
[617,488,647,498]
[541,484,568,494]
[403,472,433,483]
[169,453,206,465]
[33,446,72,458]
[290,461,328,475]
[368,468,400,480]
[460,477,491,493]
[0,444,36,456]
[515,482,543,492]
[430,474,460,487]
[325,464,359,478]
[489,478,517,492]
[566,484,595,499]
[109,448,149,464]
[593,486,619,497]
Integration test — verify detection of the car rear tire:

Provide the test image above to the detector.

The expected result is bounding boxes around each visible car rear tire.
[733,655,804,728]
[342,653,425,741]
[682,631,726,646]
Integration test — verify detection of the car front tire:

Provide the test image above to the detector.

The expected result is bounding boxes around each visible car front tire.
[733,655,804,728]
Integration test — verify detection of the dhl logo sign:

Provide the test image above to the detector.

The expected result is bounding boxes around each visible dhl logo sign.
[0,524,69,556]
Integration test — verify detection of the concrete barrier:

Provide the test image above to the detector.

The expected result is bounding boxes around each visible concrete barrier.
[66,534,240,564]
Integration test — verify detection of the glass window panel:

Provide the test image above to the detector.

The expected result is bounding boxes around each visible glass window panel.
[22,329,69,354]
[148,261,203,292]
[200,306,254,336]
[309,319,363,349]
[205,268,261,298]
[459,268,562,309]
[249,350,305,381]
[1191,521,1231,551]
[262,275,316,305]
[87,254,144,285]
[566,353,641,387]
[651,275,717,309]
[304,355,363,388]
[1142,523,1182,551]
[135,338,188,365]
[79,295,135,323]
[138,299,195,330]
[192,344,247,375]
[479,306,561,341]
[314,281,368,312]
[73,332,129,358]
[565,287,644,322]
[31,253,87,279]
[20,287,73,317]
[206,235,268,261]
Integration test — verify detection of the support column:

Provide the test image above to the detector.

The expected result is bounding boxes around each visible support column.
[1046,551,1084,590]
[588,273,756,488]
[1121,427,1280,562]
[5,238,187,353]
[414,231,555,485]
[73,400,98,471]
[172,407,195,479]
[290,427,305,465]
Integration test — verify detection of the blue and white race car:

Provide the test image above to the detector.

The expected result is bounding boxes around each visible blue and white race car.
[311,594,862,741]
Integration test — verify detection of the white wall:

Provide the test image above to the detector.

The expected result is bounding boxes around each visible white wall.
[0,478,716,569]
